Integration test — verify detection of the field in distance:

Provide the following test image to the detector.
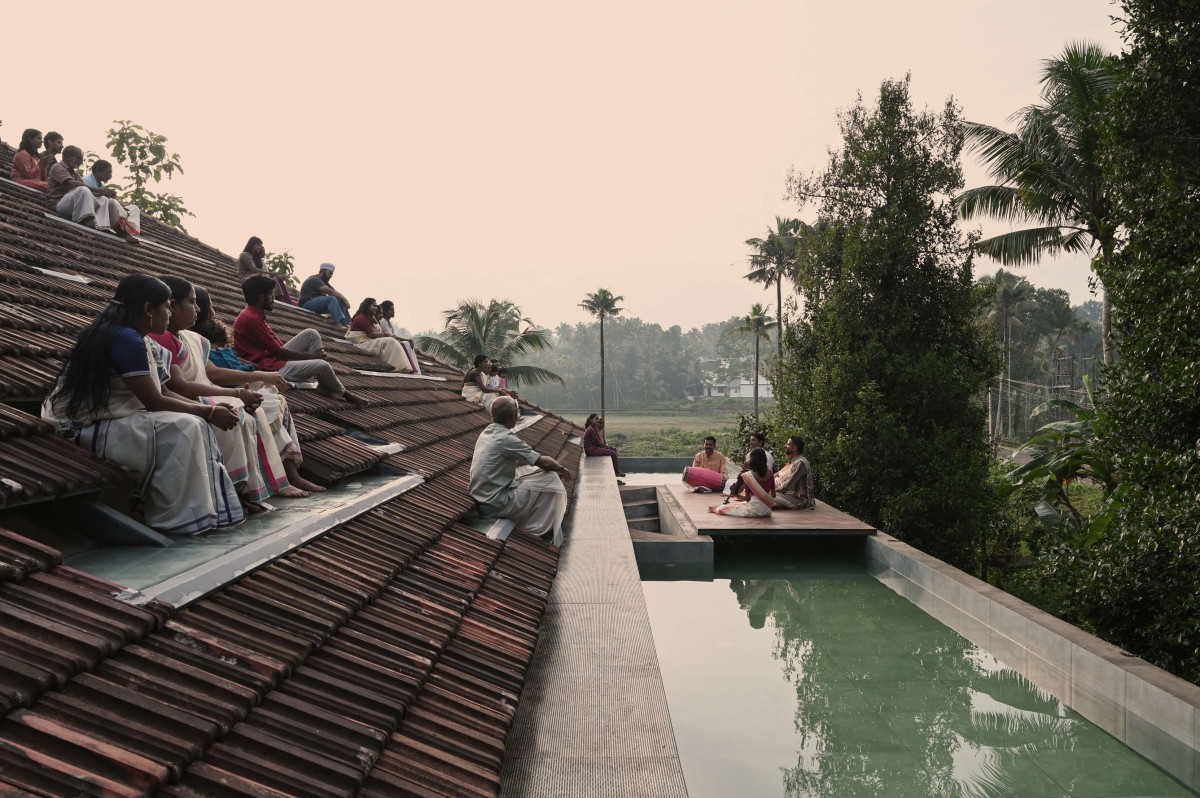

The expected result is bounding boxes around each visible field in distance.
[563,411,741,457]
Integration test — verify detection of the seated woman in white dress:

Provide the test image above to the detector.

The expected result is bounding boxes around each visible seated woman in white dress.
[461,354,512,410]
[709,448,776,518]
[347,298,417,373]
[377,300,421,374]
[192,287,325,496]
[43,274,244,534]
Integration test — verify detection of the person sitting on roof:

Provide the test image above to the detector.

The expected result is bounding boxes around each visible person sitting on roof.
[462,354,510,410]
[298,262,351,331]
[582,414,626,478]
[234,275,359,402]
[376,300,422,374]
[236,237,295,304]
[38,131,62,180]
[151,276,316,510]
[469,396,572,546]
[44,146,136,242]
[193,287,324,494]
[347,297,416,373]
[42,274,244,534]
[10,129,48,191]
[710,448,775,518]
[84,160,141,237]
[773,435,816,510]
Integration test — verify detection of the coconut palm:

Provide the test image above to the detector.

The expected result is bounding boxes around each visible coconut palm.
[979,270,1034,438]
[415,298,563,386]
[956,41,1119,362]
[744,216,801,365]
[578,289,624,420]
[732,303,777,424]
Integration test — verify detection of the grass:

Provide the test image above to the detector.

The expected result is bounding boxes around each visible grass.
[563,411,742,458]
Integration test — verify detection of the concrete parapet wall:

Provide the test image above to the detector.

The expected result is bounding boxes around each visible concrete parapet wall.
[865,534,1200,791]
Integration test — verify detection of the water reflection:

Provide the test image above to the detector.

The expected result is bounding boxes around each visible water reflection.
[643,558,1195,798]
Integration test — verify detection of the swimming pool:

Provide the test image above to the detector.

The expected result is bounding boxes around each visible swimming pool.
[641,548,1196,798]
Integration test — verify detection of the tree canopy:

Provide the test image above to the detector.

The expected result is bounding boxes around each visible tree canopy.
[415,299,563,387]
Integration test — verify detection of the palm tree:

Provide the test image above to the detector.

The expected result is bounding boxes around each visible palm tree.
[956,41,1119,362]
[578,289,624,420]
[744,216,802,365]
[732,303,778,424]
[415,298,563,386]
[979,270,1034,438]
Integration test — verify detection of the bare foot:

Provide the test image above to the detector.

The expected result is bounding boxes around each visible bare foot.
[289,475,327,493]
[275,485,311,499]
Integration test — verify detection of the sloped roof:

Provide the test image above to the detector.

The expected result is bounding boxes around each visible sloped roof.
[0,140,584,796]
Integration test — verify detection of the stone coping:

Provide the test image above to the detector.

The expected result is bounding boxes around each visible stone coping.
[500,455,688,797]
[866,534,1200,791]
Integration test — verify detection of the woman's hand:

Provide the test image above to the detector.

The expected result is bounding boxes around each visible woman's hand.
[254,372,290,391]
[236,388,263,410]
[208,403,239,430]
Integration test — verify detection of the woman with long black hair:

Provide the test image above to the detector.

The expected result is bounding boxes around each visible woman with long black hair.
[709,447,775,517]
[347,297,416,373]
[43,274,245,534]
[235,236,294,304]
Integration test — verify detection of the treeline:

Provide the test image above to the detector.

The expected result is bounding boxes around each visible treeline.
[517,315,764,410]
[767,3,1200,684]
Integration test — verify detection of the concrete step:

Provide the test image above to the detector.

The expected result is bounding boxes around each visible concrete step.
[618,486,657,503]
[622,499,659,520]
[628,517,661,533]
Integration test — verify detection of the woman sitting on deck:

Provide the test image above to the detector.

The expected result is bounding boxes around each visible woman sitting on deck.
[42,274,244,534]
[347,297,416,373]
[192,287,324,495]
[709,448,775,517]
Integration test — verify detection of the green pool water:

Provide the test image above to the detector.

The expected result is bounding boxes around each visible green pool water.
[641,552,1196,798]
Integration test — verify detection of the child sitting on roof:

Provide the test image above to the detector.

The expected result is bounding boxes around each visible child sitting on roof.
[347,297,416,374]
[42,274,245,534]
[193,287,324,494]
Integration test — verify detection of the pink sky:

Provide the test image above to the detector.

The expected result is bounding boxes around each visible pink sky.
[3,1,1122,333]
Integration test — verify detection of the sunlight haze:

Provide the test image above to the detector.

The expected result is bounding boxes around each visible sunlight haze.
[2,0,1123,333]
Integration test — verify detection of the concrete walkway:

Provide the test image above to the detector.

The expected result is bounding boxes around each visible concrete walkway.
[500,456,689,797]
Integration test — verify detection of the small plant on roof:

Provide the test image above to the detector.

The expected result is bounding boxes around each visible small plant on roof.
[105,120,195,232]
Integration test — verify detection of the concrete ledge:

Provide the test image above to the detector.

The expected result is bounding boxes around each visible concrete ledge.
[866,534,1200,792]
[502,456,687,797]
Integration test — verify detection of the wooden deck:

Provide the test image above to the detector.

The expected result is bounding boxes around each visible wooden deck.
[665,483,876,537]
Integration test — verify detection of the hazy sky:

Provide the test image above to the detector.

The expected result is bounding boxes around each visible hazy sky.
[3,1,1122,334]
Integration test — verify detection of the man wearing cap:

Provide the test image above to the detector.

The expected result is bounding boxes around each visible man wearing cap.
[299,263,351,330]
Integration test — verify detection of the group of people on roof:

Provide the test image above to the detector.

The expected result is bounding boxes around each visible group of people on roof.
[10,128,140,242]
[41,268,381,534]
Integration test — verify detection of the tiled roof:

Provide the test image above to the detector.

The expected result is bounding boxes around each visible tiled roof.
[0,139,586,795]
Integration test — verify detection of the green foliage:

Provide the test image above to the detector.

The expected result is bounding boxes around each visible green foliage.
[744,216,800,364]
[729,411,774,465]
[731,303,777,423]
[779,76,998,571]
[104,120,194,231]
[606,426,737,457]
[579,288,624,418]
[1060,0,1200,682]
[264,250,300,292]
[415,298,563,387]
[1002,381,1122,546]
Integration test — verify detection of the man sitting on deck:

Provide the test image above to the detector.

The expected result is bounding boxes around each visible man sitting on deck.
[692,435,729,476]
[233,275,358,402]
[469,397,572,546]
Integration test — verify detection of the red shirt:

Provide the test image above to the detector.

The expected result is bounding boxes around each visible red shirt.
[350,313,375,334]
[233,306,286,371]
[10,151,48,191]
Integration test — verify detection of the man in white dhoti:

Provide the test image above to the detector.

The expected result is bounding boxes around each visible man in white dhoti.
[43,147,136,242]
[469,397,572,546]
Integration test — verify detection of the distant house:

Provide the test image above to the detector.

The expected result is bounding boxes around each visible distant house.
[691,374,773,400]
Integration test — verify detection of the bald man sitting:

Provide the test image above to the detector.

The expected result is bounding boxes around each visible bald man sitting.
[469,397,573,546]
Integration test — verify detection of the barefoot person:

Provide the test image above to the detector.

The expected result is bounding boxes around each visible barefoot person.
[710,448,775,518]
[193,287,324,494]
[469,397,572,546]
[773,435,815,510]
[42,274,244,534]
[583,414,626,478]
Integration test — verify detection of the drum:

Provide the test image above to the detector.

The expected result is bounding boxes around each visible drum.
[683,466,724,492]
